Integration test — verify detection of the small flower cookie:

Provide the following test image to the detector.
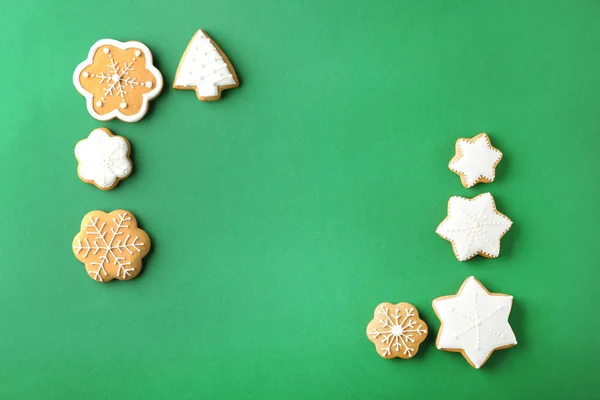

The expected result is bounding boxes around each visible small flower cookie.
[433,277,517,369]
[366,302,428,359]
[449,133,503,188]
[73,39,163,122]
[72,210,151,282]
[436,192,512,261]
[173,29,239,101]
[74,128,132,190]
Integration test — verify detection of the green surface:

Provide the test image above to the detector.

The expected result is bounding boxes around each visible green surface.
[0,0,599,398]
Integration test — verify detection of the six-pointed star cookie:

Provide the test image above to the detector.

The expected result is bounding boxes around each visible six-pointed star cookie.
[436,192,512,261]
[449,133,503,188]
[432,276,517,369]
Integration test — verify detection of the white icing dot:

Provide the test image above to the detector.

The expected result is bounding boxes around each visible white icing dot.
[82,72,89,78]
[120,102,128,109]
[103,48,110,54]
[96,101,103,107]
[145,81,153,88]
[132,57,137,61]
[91,73,95,77]
[111,74,120,83]
[134,50,141,57]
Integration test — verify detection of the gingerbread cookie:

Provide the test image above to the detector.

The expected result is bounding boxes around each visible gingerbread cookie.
[449,133,503,188]
[173,29,239,101]
[366,302,428,359]
[432,276,517,369]
[72,210,150,282]
[73,39,163,122]
[74,128,132,190]
[436,192,512,261]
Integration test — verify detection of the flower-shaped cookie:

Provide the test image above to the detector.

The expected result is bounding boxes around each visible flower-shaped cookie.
[75,128,132,190]
[73,39,163,122]
[72,210,151,282]
[366,302,428,359]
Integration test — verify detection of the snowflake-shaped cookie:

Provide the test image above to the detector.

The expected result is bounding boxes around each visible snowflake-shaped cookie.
[72,210,151,282]
[449,133,503,188]
[366,302,428,359]
[73,39,163,122]
[436,192,512,261]
[74,128,132,190]
[433,276,517,369]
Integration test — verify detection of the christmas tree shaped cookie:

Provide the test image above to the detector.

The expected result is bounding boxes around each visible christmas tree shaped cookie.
[173,29,239,101]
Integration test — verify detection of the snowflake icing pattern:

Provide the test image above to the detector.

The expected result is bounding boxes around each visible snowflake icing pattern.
[90,49,149,109]
[73,211,149,282]
[367,303,428,358]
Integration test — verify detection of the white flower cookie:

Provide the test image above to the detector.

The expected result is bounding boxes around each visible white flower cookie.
[433,276,517,369]
[173,29,239,101]
[449,133,503,188]
[75,128,132,190]
[73,39,163,122]
[436,192,512,261]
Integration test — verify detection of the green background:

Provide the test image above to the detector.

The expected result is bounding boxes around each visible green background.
[0,0,598,398]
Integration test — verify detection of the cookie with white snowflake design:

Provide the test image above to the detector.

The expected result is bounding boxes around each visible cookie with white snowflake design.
[74,128,132,190]
[436,192,512,261]
[73,39,163,122]
[433,276,517,369]
[449,133,503,188]
[366,302,428,359]
[72,210,151,282]
[173,29,239,101]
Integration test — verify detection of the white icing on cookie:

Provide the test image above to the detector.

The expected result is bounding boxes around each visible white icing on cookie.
[73,39,163,123]
[74,128,132,189]
[173,30,237,99]
[436,192,512,261]
[433,277,516,369]
[449,133,502,188]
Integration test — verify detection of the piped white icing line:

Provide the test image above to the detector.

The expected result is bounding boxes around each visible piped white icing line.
[75,128,131,189]
[436,192,512,261]
[73,39,163,122]
[433,277,517,369]
[449,134,502,188]
[173,30,237,98]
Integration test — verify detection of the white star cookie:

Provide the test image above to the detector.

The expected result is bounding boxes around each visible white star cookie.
[449,133,502,188]
[436,192,512,261]
[74,128,132,190]
[433,277,517,369]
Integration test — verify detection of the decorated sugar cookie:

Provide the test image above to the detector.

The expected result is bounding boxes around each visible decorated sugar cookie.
[436,192,512,261]
[366,302,428,359]
[74,128,132,190]
[73,39,163,122]
[433,276,517,369]
[449,133,503,188]
[72,210,151,282]
[173,29,239,101]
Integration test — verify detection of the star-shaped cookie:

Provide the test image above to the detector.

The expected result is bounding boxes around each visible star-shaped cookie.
[449,133,502,188]
[436,192,512,261]
[432,276,517,369]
